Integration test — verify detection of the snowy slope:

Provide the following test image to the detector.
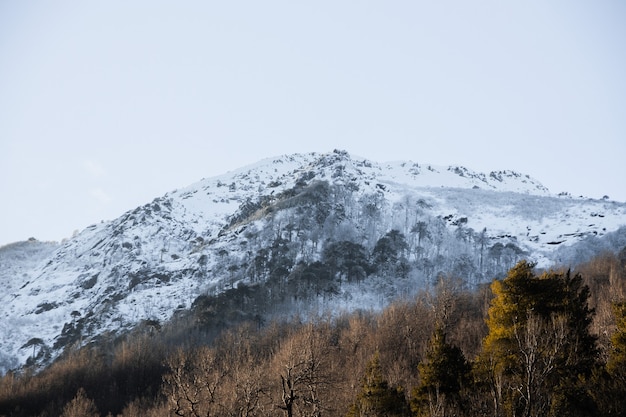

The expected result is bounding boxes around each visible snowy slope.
[0,239,60,369]
[1,150,625,372]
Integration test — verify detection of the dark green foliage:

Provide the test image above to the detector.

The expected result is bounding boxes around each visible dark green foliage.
[478,261,599,417]
[372,230,409,277]
[280,180,334,226]
[589,367,626,416]
[410,221,430,249]
[412,326,470,417]
[191,283,268,331]
[288,260,338,298]
[268,237,295,281]
[323,240,371,282]
[595,300,626,414]
[608,301,626,379]
[346,352,410,417]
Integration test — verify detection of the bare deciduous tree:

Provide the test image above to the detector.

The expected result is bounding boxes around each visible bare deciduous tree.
[272,323,337,417]
[163,347,227,417]
[60,388,99,417]
[512,313,567,417]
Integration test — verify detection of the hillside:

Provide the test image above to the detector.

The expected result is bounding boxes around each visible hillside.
[1,150,625,372]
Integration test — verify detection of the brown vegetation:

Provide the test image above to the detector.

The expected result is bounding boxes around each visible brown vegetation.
[1,250,625,416]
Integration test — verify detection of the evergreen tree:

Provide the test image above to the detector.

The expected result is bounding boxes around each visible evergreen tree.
[372,230,409,277]
[346,352,410,417]
[323,241,370,283]
[608,301,626,380]
[411,326,470,417]
[599,300,626,413]
[476,261,598,417]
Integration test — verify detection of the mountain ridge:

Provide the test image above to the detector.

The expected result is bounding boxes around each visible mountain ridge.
[1,150,625,373]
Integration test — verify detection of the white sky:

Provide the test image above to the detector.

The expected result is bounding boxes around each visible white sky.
[1,1,625,246]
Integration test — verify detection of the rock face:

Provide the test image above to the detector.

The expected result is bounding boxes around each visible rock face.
[1,150,625,372]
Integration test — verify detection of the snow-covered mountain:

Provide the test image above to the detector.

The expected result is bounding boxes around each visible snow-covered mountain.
[1,150,625,372]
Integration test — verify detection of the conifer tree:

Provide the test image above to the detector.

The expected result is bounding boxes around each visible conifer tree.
[372,230,409,278]
[592,300,626,415]
[346,352,410,417]
[476,261,598,417]
[411,326,470,417]
[608,301,626,381]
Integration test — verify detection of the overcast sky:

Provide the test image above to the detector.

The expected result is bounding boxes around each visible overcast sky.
[1,1,625,246]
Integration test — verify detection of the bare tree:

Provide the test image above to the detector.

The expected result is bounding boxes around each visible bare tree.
[60,388,99,417]
[163,347,227,417]
[273,323,336,417]
[218,327,269,417]
[512,313,567,417]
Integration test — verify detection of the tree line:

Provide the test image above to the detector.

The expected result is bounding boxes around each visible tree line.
[1,249,626,416]
[215,180,532,297]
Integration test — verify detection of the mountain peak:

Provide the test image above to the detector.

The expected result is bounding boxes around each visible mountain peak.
[1,151,624,373]
[199,151,551,199]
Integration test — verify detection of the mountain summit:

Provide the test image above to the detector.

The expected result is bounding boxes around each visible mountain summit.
[2,150,625,372]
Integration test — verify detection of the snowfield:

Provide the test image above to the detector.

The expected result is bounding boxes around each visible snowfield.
[1,150,625,373]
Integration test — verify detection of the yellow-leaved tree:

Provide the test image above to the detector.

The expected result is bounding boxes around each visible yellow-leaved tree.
[476,261,598,417]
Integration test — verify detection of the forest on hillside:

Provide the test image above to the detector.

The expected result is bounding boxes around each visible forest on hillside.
[1,249,626,417]
[5,170,626,379]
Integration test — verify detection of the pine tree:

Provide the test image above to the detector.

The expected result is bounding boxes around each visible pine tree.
[608,301,626,380]
[346,352,410,417]
[592,300,626,415]
[372,230,409,277]
[477,261,598,417]
[411,326,470,417]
